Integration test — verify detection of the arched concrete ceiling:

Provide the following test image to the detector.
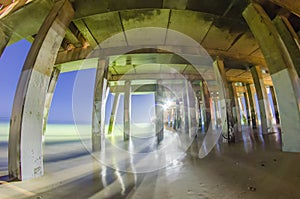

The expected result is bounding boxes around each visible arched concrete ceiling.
[0,0,288,85]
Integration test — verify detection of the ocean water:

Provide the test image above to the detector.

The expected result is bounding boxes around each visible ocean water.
[0,122,157,143]
[0,122,91,143]
[0,122,159,170]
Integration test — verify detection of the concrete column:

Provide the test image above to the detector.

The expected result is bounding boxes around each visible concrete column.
[273,16,300,78]
[211,99,218,129]
[243,4,300,151]
[108,93,120,134]
[242,84,251,126]
[124,80,131,141]
[182,83,189,133]
[199,81,206,130]
[232,84,242,132]
[202,81,211,132]
[195,92,201,129]
[155,80,164,143]
[213,58,236,142]
[270,86,280,124]
[42,68,60,136]
[174,100,180,130]
[186,81,197,137]
[246,84,257,128]
[228,82,239,137]
[250,66,272,133]
[92,59,108,151]
[8,0,74,180]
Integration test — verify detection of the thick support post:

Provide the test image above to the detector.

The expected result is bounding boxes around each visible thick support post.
[124,80,131,141]
[108,93,120,134]
[273,16,300,77]
[199,81,206,130]
[8,0,74,180]
[174,100,181,130]
[232,84,242,132]
[250,66,272,133]
[270,86,280,124]
[43,68,60,136]
[246,84,257,128]
[186,81,197,137]
[243,3,300,151]
[202,81,211,132]
[92,59,108,151]
[211,99,218,129]
[155,80,164,143]
[213,58,236,142]
[228,83,239,136]
[242,84,251,126]
[182,83,189,133]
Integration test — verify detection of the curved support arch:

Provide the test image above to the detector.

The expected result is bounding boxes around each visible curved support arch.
[8,0,74,180]
[243,3,300,152]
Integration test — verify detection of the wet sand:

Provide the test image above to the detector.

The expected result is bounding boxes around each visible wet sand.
[0,124,300,199]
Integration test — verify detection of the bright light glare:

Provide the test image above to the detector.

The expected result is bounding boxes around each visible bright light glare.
[163,99,173,110]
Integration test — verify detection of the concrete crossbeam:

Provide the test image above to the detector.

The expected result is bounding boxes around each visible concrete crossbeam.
[55,46,266,69]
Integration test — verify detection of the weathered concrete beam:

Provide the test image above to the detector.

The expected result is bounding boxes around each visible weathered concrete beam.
[110,84,156,93]
[92,59,108,151]
[246,84,257,128]
[182,81,189,133]
[1,0,53,45]
[186,80,198,137]
[123,80,131,141]
[109,73,204,82]
[202,81,211,131]
[55,45,266,68]
[273,16,300,78]
[42,68,60,136]
[243,3,300,152]
[8,0,74,180]
[232,84,242,132]
[108,93,120,134]
[269,0,300,17]
[250,66,273,133]
[155,80,164,143]
[269,85,280,124]
[226,76,273,86]
[213,58,235,142]
[227,82,240,135]
[73,19,98,48]
[242,84,251,126]
[0,0,30,19]
[64,22,85,48]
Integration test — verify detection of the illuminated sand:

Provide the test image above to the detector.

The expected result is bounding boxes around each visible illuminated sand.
[0,123,300,198]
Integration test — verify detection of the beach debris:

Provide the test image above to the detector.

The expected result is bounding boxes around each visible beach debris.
[248,186,256,191]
